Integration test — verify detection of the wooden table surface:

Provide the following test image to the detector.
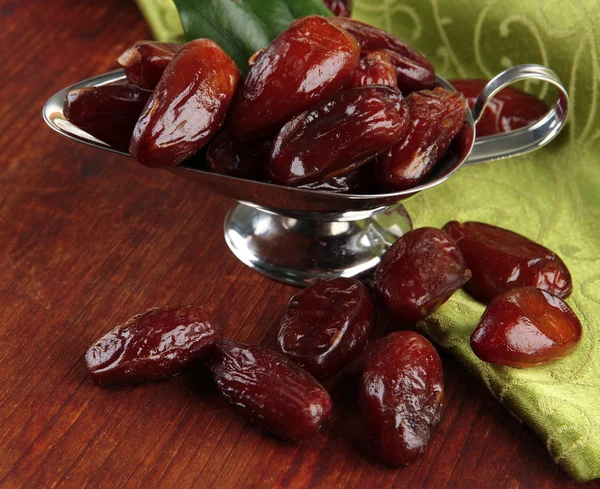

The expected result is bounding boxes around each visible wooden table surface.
[1,1,597,488]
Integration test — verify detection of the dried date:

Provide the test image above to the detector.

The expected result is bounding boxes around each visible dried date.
[268,86,409,186]
[229,16,360,142]
[349,50,398,89]
[130,39,240,168]
[278,278,375,379]
[374,227,471,322]
[375,87,468,191]
[360,331,444,466]
[443,221,573,301]
[471,287,582,367]
[85,306,222,386]
[381,49,436,95]
[118,41,180,89]
[206,129,263,179]
[211,340,333,441]
[299,164,374,193]
[330,18,435,93]
[64,84,151,153]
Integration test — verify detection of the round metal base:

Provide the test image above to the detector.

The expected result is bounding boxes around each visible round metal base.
[224,203,412,287]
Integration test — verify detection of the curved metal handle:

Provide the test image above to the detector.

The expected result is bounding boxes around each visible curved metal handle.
[464,64,569,166]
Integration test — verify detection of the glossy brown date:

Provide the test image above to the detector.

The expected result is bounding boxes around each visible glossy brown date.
[376,87,468,191]
[278,278,375,379]
[330,18,435,93]
[360,331,444,466]
[85,306,222,386]
[349,50,398,89]
[324,0,352,17]
[229,16,360,142]
[450,79,548,137]
[64,84,151,153]
[130,39,240,168]
[206,129,263,179]
[298,164,374,193]
[210,340,333,441]
[268,86,409,186]
[118,41,180,89]
[443,221,573,302]
[381,49,436,95]
[374,227,471,322]
[471,287,582,367]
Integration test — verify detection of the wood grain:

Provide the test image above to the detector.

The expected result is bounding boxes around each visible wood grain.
[0,1,597,487]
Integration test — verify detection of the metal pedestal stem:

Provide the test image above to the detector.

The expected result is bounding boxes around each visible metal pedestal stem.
[224,203,412,287]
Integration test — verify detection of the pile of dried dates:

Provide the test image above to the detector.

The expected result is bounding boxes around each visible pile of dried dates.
[74,3,569,467]
[75,1,568,467]
[86,221,581,466]
[64,9,547,194]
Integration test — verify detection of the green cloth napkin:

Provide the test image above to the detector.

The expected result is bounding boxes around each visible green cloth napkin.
[136,0,600,481]
[134,0,184,43]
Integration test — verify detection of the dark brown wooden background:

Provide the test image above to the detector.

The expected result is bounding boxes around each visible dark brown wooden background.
[1,1,597,488]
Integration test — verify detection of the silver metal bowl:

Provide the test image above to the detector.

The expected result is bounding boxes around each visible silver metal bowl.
[43,64,569,286]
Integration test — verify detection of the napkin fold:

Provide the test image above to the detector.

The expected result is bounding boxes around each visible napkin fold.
[136,0,600,481]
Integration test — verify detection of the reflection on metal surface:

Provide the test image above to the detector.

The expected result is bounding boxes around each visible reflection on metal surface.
[223,203,410,286]
[467,64,569,166]
[43,65,569,287]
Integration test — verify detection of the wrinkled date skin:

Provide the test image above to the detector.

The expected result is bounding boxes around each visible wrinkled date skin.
[324,0,352,17]
[206,129,263,179]
[299,164,374,193]
[376,87,468,191]
[130,39,240,168]
[268,86,409,186]
[211,340,333,441]
[230,16,360,142]
[443,221,573,302]
[471,287,582,367]
[278,278,375,379]
[360,331,444,466]
[349,50,398,89]
[118,41,180,89]
[330,18,435,93]
[85,306,222,386]
[374,227,471,323]
[64,84,152,153]
[451,79,548,137]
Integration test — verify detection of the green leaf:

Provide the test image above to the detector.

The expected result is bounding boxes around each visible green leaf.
[280,0,332,19]
[172,0,331,74]
[237,0,297,40]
